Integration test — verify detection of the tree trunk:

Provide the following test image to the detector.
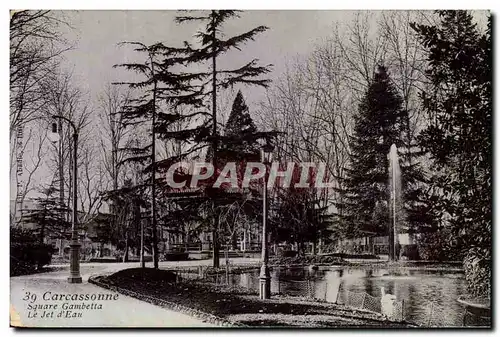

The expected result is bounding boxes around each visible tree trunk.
[39,224,45,245]
[210,12,220,270]
[231,231,238,250]
[150,53,159,270]
[225,245,230,284]
[212,228,220,268]
[122,231,129,262]
[37,225,45,270]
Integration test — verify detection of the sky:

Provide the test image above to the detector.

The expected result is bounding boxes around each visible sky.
[56,10,490,109]
[57,10,357,107]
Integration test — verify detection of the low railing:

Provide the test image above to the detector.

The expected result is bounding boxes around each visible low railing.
[172,267,490,328]
[336,289,404,322]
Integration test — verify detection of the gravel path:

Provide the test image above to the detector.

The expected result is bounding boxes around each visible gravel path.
[10,260,231,327]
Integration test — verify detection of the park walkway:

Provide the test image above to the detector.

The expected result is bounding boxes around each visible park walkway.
[9,259,261,327]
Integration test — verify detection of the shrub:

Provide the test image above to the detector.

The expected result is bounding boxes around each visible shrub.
[10,242,54,276]
[416,229,464,261]
[10,226,54,276]
[89,257,119,263]
[108,268,177,283]
[269,255,343,266]
[277,248,298,258]
[164,252,189,261]
[464,247,491,298]
[400,244,420,260]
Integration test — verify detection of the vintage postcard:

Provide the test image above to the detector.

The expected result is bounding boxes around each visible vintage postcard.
[9,9,491,328]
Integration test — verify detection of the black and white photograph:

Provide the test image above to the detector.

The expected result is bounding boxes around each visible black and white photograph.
[8,8,492,328]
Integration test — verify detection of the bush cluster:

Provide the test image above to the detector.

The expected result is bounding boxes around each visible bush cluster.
[10,227,54,276]
[416,230,464,261]
[463,247,491,298]
[270,255,343,266]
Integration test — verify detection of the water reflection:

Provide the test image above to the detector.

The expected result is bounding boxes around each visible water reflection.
[229,266,467,326]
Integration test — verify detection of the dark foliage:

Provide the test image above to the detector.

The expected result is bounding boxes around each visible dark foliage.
[10,226,54,276]
[271,186,333,255]
[20,185,71,244]
[411,10,492,297]
[335,66,406,238]
[164,252,190,261]
[174,11,273,268]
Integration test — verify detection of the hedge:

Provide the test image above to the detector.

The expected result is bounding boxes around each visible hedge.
[11,242,54,276]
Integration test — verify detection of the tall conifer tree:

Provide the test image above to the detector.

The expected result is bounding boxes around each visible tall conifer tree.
[335,66,405,249]
[176,10,272,267]
[113,42,205,269]
[222,90,259,160]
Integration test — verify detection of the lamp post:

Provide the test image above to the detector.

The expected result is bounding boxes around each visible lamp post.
[259,139,274,300]
[50,116,82,284]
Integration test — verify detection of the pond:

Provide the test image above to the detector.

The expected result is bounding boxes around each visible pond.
[221,266,468,327]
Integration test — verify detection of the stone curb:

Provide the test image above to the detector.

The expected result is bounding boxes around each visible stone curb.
[88,275,246,328]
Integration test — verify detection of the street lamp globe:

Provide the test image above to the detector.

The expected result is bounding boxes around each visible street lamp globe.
[48,122,60,143]
[259,137,274,164]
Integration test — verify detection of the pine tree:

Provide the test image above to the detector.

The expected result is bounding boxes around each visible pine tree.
[218,90,264,250]
[175,10,272,267]
[222,90,259,160]
[335,65,405,249]
[21,185,70,244]
[113,42,206,269]
[411,11,492,296]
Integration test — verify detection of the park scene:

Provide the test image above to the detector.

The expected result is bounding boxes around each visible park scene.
[10,10,491,328]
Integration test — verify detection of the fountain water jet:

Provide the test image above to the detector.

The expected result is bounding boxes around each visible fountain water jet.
[388,144,401,262]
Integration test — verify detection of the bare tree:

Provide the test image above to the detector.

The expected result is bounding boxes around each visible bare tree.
[98,84,132,193]
[378,11,431,156]
[10,10,71,160]
[332,12,388,100]
[10,11,72,219]
[78,143,108,225]
[96,84,139,258]
[218,198,252,276]
[11,125,48,223]
[40,71,93,224]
